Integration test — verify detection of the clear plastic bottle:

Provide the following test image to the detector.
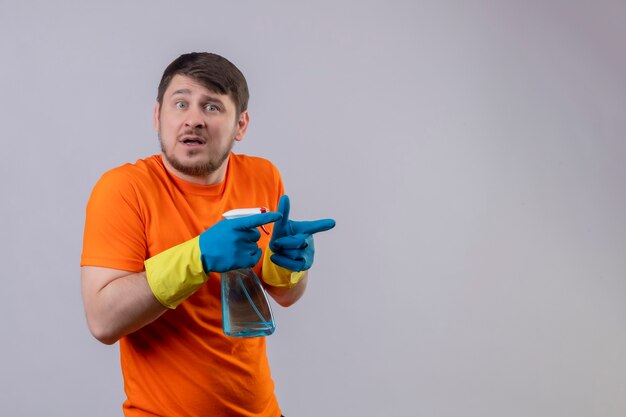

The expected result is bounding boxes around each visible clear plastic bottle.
[220,207,276,338]
[221,268,275,337]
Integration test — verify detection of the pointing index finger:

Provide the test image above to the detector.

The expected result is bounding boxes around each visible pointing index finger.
[231,211,282,230]
[292,218,336,235]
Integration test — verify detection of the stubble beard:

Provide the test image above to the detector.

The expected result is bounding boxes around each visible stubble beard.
[159,131,234,177]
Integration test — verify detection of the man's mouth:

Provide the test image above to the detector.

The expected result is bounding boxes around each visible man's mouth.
[180,135,206,145]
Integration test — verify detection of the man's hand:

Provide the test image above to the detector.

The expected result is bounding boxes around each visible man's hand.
[269,195,336,272]
[200,211,282,272]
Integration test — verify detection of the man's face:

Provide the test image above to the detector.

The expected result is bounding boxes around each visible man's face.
[155,74,249,180]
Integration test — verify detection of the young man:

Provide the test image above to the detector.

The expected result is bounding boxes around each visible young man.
[81,52,335,417]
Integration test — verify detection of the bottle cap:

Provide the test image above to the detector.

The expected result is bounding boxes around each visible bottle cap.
[222,207,268,220]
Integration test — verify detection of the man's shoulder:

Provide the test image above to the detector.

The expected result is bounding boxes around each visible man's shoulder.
[230,153,279,173]
[99,155,163,184]
[91,155,165,199]
[229,154,283,197]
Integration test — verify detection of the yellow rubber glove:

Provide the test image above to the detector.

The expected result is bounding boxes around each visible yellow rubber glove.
[262,248,306,288]
[145,237,205,309]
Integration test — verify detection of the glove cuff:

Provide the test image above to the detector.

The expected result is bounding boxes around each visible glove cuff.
[144,236,207,309]
[262,248,305,288]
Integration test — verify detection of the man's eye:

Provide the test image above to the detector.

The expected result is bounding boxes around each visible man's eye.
[205,104,218,112]
[175,101,186,109]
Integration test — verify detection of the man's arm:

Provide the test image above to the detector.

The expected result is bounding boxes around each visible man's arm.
[81,212,283,344]
[264,272,308,307]
[81,266,168,345]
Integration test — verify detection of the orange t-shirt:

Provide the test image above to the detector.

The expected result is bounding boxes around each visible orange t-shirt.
[81,154,284,417]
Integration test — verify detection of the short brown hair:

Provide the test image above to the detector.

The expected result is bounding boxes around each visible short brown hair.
[157,52,249,114]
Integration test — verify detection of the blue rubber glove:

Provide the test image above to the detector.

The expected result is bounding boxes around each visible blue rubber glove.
[199,211,282,273]
[269,195,336,272]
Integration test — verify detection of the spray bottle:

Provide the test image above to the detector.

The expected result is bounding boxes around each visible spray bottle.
[221,208,276,337]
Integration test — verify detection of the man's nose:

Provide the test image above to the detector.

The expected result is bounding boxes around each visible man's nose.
[185,106,206,128]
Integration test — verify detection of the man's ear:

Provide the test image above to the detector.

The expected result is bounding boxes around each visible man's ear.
[153,102,160,132]
[234,111,250,141]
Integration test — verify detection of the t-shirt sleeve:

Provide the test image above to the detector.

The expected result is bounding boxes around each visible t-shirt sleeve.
[81,169,147,272]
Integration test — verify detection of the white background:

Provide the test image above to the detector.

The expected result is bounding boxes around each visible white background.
[1,1,625,416]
